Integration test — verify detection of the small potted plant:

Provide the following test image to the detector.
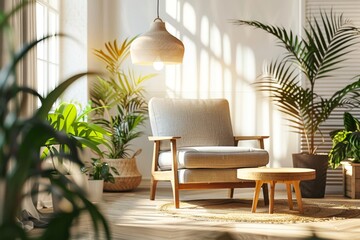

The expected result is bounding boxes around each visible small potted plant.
[329,112,360,198]
[81,158,119,202]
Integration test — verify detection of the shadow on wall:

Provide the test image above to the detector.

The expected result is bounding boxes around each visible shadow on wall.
[155,0,302,166]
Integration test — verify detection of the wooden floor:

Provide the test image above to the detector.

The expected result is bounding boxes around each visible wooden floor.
[69,185,360,240]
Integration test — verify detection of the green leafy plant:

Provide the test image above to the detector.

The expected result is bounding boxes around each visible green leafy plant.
[233,10,360,154]
[0,1,110,239]
[329,112,360,169]
[81,158,119,182]
[90,38,155,158]
[42,102,110,174]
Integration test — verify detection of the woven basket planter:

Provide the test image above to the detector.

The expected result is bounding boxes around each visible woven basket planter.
[103,157,142,192]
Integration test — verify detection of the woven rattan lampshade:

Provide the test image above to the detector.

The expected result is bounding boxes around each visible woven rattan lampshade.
[130,19,184,65]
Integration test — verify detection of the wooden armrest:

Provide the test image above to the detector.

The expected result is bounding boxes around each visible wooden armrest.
[234,136,269,149]
[148,136,181,141]
[149,136,181,176]
[234,136,269,141]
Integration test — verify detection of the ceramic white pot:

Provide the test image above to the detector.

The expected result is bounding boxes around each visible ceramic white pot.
[103,157,142,192]
[87,179,104,202]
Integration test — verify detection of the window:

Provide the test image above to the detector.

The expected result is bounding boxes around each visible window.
[36,0,59,106]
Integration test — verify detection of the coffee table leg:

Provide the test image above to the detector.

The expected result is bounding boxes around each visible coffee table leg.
[293,180,303,213]
[269,181,276,214]
[286,182,293,210]
[252,180,263,213]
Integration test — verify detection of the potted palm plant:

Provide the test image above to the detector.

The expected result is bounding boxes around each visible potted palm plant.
[90,38,154,191]
[233,10,360,197]
[0,2,111,239]
[329,112,360,198]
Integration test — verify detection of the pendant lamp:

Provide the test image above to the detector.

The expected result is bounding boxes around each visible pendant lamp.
[130,0,185,70]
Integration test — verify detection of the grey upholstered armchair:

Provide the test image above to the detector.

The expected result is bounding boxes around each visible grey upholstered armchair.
[148,98,269,208]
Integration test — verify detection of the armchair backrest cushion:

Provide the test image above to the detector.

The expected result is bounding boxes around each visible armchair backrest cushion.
[148,98,234,151]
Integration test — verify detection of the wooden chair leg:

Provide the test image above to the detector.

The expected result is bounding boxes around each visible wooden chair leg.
[150,177,157,200]
[169,139,180,208]
[171,180,180,208]
[228,188,234,198]
[262,183,269,206]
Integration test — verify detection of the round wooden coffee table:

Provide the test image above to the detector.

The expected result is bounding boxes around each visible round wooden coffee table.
[237,168,315,214]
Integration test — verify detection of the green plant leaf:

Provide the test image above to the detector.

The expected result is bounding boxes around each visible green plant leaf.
[343,112,360,131]
[90,37,153,158]
[233,10,360,154]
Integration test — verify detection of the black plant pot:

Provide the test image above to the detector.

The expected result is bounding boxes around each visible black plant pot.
[292,153,328,198]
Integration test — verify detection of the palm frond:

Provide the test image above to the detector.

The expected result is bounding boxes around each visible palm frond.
[93,37,136,74]
[236,10,360,153]
[304,11,360,82]
[91,37,154,158]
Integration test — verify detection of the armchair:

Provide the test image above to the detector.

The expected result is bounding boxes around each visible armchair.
[148,98,269,208]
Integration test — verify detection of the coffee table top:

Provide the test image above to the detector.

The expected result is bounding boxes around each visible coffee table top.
[237,167,316,181]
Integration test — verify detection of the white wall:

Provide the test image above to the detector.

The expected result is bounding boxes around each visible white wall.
[85,0,302,180]
[60,0,88,105]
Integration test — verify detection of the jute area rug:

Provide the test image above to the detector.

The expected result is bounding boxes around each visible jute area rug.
[158,198,360,224]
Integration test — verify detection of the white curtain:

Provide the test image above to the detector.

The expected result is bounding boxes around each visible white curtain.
[4,0,39,226]
[5,0,37,117]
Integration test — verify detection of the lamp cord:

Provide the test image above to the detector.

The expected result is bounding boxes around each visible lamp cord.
[157,0,159,19]
[154,0,163,22]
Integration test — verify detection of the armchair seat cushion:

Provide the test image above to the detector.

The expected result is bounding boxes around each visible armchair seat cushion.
[158,146,269,170]
[178,169,253,183]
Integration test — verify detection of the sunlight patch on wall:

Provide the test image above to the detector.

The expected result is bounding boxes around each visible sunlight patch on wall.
[210,23,222,58]
[165,0,180,21]
[199,49,210,98]
[235,44,243,76]
[200,16,209,47]
[163,0,259,126]
[272,110,289,167]
[209,58,223,97]
[162,20,184,97]
[240,84,256,135]
[181,36,197,98]
[183,2,196,34]
[244,50,256,82]
[232,42,258,136]
[165,65,181,98]
[223,34,231,66]
[235,43,256,82]
[260,100,270,134]
[224,68,232,99]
